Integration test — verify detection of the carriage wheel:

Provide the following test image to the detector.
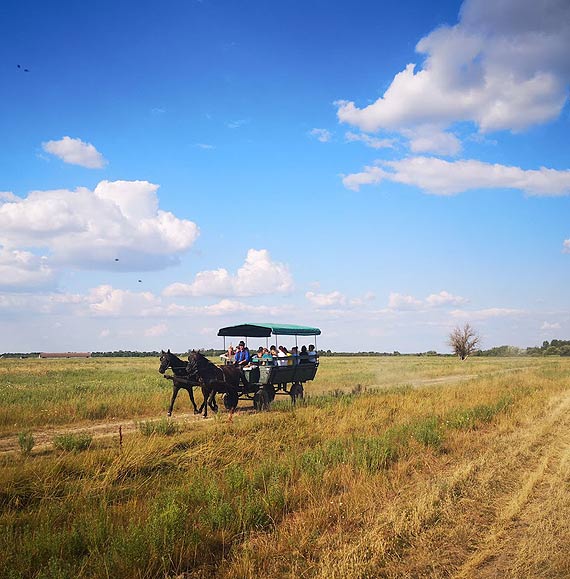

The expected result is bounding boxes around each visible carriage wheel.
[253,388,270,411]
[223,391,239,411]
[290,382,304,404]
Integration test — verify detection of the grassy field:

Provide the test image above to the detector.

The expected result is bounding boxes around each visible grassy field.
[1,355,569,578]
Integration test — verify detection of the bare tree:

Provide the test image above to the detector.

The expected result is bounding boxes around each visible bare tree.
[448,323,480,360]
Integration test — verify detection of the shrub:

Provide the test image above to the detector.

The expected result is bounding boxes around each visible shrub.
[18,431,35,456]
[137,418,180,436]
[53,432,92,452]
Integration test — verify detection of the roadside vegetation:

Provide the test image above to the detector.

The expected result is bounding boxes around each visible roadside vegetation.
[1,356,569,578]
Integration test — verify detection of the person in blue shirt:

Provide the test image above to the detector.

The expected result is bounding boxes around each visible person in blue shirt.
[234,341,250,366]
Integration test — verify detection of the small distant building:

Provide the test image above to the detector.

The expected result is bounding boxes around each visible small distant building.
[39,352,91,359]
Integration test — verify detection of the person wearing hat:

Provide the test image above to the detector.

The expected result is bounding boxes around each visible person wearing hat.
[234,341,250,366]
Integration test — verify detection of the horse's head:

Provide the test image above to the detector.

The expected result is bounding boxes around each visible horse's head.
[158,349,172,374]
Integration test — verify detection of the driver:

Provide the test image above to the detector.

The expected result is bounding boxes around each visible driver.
[234,341,250,367]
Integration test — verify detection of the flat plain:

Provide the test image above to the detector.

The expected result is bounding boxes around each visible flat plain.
[1,355,569,578]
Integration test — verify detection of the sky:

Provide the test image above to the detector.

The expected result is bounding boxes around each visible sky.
[1,0,569,353]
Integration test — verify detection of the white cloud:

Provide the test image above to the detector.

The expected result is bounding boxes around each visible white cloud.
[0,180,199,272]
[450,307,525,320]
[563,239,570,253]
[163,249,293,298]
[164,299,294,317]
[336,0,570,153]
[42,136,107,168]
[342,166,386,192]
[309,128,332,143]
[306,290,347,308]
[388,292,423,310]
[0,247,55,290]
[343,157,570,196]
[0,192,19,203]
[403,126,462,156]
[87,285,161,317]
[196,143,215,149]
[345,131,394,149]
[388,290,468,310]
[541,321,560,330]
[227,119,250,129]
[144,323,168,337]
[425,290,469,307]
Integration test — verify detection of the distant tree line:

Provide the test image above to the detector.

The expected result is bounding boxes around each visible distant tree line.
[474,340,570,357]
[3,340,570,358]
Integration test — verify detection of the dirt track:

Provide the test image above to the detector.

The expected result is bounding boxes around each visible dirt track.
[0,368,529,456]
[0,412,196,455]
[453,390,570,578]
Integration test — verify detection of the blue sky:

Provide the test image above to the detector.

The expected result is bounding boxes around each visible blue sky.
[1,0,569,353]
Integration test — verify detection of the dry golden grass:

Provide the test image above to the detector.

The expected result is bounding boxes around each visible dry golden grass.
[1,356,569,578]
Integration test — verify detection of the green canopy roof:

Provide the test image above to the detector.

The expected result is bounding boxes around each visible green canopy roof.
[217,323,321,338]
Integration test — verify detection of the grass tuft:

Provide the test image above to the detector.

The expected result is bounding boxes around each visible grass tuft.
[137,418,180,436]
[18,431,35,456]
[53,432,92,452]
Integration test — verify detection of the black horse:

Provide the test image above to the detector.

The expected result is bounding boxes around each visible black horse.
[159,350,203,416]
[186,351,248,418]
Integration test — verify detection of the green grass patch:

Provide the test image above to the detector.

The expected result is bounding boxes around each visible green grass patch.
[137,418,180,436]
[53,433,92,452]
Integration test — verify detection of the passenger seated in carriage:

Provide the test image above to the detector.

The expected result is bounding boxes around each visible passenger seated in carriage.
[234,341,250,366]
[290,346,300,365]
[220,344,235,364]
[252,346,273,365]
[308,344,318,362]
[299,345,309,364]
[277,346,291,366]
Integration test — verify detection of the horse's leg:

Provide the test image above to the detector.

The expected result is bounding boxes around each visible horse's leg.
[210,388,219,412]
[197,386,207,414]
[201,386,211,418]
[186,386,199,414]
[168,386,179,416]
[204,386,218,417]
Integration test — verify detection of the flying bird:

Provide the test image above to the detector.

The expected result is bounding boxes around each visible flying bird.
[138,280,142,283]
[114,258,119,262]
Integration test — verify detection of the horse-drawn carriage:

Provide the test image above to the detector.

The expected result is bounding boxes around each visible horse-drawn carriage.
[159,323,321,417]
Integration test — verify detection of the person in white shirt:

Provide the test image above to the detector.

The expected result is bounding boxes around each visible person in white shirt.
[308,344,317,363]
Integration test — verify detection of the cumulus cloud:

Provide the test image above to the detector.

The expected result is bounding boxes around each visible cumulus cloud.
[0,180,199,272]
[343,157,570,196]
[163,299,293,317]
[306,290,347,308]
[541,321,560,330]
[345,131,394,149]
[144,323,168,337]
[163,249,293,298]
[87,285,161,317]
[388,292,423,310]
[389,290,468,310]
[0,247,55,290]
[309,128,333,143]
[451,307,525,320]
[425,290,469,307]
[336,0,570,152]
[563,239,570,253]
[403,126,462,156]
[42,136,107,168]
